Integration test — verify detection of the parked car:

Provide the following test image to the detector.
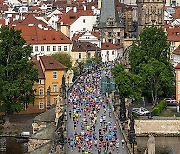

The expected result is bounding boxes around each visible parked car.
[164,98,177,106]
[132,107,150,116]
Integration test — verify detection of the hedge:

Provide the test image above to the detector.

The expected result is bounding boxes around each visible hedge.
[152,100,167,116]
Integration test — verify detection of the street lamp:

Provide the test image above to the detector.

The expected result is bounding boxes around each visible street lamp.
[128,113,136,154]
[120,98,126,121]
[47,86,51,109]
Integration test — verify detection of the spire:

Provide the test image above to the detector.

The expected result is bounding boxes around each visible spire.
[99,0,123,28]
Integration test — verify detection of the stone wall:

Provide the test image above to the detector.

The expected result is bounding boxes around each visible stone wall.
[135,119,180,135]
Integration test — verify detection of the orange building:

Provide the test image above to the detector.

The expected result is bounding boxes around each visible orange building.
[20,55,67,114]
[176,64,180,103]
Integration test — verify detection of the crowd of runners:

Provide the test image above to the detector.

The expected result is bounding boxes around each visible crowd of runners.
[67,64,127,154]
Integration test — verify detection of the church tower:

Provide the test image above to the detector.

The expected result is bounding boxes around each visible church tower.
[95,0,124,44]
[137,0,165,34]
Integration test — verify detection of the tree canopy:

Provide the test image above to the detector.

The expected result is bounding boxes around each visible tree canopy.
[129,26,170,73]
[128,26,175,104]
[0,27,38,117]
[112,64,142,102]
[52,52,72,69]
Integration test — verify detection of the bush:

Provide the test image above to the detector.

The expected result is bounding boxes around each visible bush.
[152,100,167,116]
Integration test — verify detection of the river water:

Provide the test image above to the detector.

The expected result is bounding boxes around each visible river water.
[0,137,28,154]
[137,137,180,154]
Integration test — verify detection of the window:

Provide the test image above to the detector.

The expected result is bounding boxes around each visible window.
[35,46,38,51]
[47,46,50,51]
[107,51,109,55]
[39,88,44,96]
[108,39,112,43]
[112,51,115,55]
[53,72,57,79]
[108,32,112,37]
[41,46,44,51]
[87,52,91,58]
[39,79,44,84]
[64,46,67,51]
[83,28,86,31]
[53,46,56,51]
[83,19,86,23]
[53,98,57,104]
[58,46,61,51]
[53,84,58,92]
[39,102,44,109]
[117,32,120,36]
[79,53,81,59]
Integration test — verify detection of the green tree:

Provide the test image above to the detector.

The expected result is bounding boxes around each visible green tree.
[129,26,175,104]
[112,64,142,104]
[129,26,170,73]
[139,59,175,105]
[52,52,72,69]
[0,27,38,122]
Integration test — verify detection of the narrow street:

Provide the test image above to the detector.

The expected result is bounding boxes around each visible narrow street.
[66,68,128,154]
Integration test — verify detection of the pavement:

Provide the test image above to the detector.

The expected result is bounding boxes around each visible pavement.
[66,69,128,154]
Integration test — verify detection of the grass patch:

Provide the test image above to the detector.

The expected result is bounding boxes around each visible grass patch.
[159,109,180,117]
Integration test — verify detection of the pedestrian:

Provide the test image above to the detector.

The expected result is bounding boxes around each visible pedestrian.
[122,139,125,148]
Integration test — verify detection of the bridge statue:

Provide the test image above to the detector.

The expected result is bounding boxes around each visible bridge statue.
[147,134,155,154]
[65,69,74,87]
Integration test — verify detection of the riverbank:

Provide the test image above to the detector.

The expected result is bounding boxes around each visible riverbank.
[137,136,180,154]
[135,119,180,136]
[0,114,38,136]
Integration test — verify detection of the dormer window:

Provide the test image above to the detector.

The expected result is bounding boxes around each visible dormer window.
[70,16,75,19]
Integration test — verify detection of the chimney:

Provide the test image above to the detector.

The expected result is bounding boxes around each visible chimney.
[73,7,77,13]
[98,0,102,9]
[83,5,87,11]
[38,24,43,29]
[67,0,72,5]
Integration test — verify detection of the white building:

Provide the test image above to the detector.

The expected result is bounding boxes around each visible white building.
[57,8,97,39]
[101,42,123,62]
[72,31,101,48]
[13,25,72,56]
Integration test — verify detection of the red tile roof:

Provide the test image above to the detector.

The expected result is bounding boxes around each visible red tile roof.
[101,42,122,50]
[72,41,101,52]
[72,31,100,41]
[40,56,67,70]
[9,13,48,27]
[58,9,94,26]
[167,27,180,41]
[72,32,85,41]
[33,60,45,79]
[0,18,5,26]
[173,45,180,55]
[13,25,72,45]
[175,63,180,69]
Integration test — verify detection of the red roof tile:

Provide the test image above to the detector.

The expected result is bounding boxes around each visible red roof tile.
[167,27,180,41]
[9,13,48,27]
[40,56,67,70]
[13,25,72,45]
[173,45,180,55]
[72,41,101,52]
[101,42,122,50]
[175,63,180,69]
[58,9,94,26]
[32,60,45,79]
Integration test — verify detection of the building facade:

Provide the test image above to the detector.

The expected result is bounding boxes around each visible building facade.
[95,0,124,44]
[137,0,165,34]
[20,56,67,114]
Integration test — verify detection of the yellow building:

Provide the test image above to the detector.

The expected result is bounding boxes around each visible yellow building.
[20,55,67,114]
[71,41,101,66]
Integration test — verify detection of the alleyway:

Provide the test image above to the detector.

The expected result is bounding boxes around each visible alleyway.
[66,68,128,154]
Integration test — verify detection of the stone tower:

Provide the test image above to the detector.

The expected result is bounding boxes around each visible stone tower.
[95,0,124,44]
[137,0,165,34]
